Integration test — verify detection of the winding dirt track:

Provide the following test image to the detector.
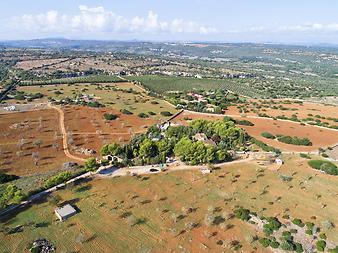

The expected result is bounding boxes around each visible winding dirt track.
[49,104,86,163]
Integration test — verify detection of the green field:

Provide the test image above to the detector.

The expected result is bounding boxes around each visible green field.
[127,75,338,99]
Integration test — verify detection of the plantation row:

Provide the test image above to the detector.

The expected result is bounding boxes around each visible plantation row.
[20,74,125,86]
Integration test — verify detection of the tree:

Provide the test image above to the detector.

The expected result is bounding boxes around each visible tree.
[33,139,43,149]
[85,157,99,171]
[139,139,158,161]
[32,152,40,166]
[0,184,25,208]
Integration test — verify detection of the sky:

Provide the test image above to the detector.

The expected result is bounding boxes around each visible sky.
[1,0,338,44]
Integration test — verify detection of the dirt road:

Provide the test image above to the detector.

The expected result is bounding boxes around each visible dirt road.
[48,104,86,163]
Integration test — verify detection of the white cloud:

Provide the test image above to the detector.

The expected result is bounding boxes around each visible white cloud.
[8,6,217,37]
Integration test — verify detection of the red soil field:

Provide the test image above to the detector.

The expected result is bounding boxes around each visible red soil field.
[226,101,338,127]
[0,109,74,176]
[63,105,157,158]
[173,111,338,152]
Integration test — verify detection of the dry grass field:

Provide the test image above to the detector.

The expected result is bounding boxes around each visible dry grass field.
[17,82,178,118]
[1,155,337,252]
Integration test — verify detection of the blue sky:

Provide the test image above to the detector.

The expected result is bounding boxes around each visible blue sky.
[1,0,338,44]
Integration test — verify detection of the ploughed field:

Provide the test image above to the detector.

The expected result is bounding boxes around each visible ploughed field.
[1,155,337,252]
[63,105,157,158]
[226,100,338,127]
[0,109,73,176]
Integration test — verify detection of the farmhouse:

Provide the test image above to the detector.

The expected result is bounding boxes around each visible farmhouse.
[193,133,216,146]
[55,204,77,221]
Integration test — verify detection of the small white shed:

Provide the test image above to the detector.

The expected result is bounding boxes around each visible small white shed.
[55,204,77,221]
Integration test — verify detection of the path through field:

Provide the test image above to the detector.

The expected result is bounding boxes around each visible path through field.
[48,104,86,163]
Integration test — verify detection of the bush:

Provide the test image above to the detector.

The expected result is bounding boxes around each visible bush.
[295,242,304,253]
[300,153,311,159]
[258,238,271,248]
[44,171,73,189]
[277,135,312,146]
[103,113,118,120]
[316,240,326,252]
[234,207,251,221]
[308,160,338,175]
[305,229,313,235]
[261,132,275,139]
[250,137,280,153]
[138,113,149,118]
[319,233,327,240]
[148,111,156,115]
[236,120,254,126]
[160,111,173,117]
[270,241,280,248]
[120,109,133,115]
[280,241,295,251]
[292,218,305,227]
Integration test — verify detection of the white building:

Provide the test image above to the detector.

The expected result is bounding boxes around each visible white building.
[55,204,77,221]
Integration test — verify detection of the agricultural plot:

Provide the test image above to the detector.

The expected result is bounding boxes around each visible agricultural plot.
[15,58,69,71]
[62,105,157,157]
[1,156,337,252]
[173,111,338,152]
[16,82,177,118]
[0,109,74,176]
[128,75,260,97]
[227,100,338,128]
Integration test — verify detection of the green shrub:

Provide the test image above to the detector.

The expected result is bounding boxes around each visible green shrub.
[236,120,254,126]
[316,240,326,252]
[44,171,73,189]
[295,242,304,253]
[280,241,295,251]
[148,111,156,115]
[261,132,275,139]
[319,233,327,240]
[305,229,313,235]
[270,241,280,249]
[258,238,271,248]
[277,135,312,146]
[160,111,173,117]
[103,113,118,120]
[308,160,338,175]
[120,109,133,115]
[292,218,305,227]
[300,153,311,159]
[138,113,149,118]
[234,207,251,221]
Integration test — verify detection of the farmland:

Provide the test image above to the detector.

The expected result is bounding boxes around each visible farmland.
[15,82,178,118]
[173,111,338,152]
[0,109,73,176]
[1,41,338,252]
[1,155,338,252]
